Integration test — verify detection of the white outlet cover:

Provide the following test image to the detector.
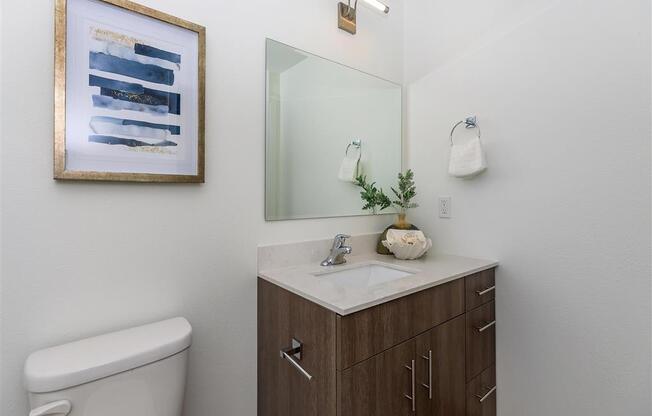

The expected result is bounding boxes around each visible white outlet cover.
[439,196,451,218]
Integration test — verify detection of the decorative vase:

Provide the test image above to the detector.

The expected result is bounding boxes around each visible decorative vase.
[377,213,419,255]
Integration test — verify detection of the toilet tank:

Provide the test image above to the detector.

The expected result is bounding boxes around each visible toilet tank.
[24,317,192,416]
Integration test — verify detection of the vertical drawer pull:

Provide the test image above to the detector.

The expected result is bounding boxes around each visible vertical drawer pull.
[476,385,497,403]
[403,360,416,412]
[476,286,495,296]
[475,320,496,333]
[420,350,432,399]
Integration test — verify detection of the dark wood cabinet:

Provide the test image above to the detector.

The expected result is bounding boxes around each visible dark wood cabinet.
[258,268,497,416]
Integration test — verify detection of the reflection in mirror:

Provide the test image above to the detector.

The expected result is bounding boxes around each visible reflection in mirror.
[265,39,402,221]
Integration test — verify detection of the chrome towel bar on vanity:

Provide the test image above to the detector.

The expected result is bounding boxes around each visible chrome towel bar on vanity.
[280,338,313,381]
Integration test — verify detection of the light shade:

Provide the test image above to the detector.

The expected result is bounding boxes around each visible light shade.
[361,0,390,14]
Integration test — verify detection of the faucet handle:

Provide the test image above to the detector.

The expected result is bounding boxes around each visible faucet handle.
[333,234,351,247]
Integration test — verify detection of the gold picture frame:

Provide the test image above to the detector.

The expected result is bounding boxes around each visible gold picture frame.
[54,0,206,182]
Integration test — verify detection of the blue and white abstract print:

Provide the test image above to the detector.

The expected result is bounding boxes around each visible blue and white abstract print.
[88,27,182,148]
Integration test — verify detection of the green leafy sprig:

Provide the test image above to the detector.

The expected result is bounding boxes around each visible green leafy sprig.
[355,169,419,215]
[355,174,391,214]
[391,169,419,214]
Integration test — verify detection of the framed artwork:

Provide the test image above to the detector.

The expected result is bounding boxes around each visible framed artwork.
[54,0,206,182]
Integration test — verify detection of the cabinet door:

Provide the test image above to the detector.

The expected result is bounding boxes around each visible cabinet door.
[341,339,416,416]
[416,316,466,416]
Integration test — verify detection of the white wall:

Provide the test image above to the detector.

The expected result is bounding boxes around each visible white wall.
[0,1,403,415]
[0,0,4,408]
[404,0,651,415]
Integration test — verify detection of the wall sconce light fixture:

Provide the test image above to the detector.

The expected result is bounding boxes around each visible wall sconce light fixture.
[338,0,390,35]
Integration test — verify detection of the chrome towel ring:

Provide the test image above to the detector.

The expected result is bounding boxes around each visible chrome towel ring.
[346,139,362,156]
[450,116,481,146]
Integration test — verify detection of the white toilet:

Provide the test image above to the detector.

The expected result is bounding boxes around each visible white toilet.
[24,317,192,416]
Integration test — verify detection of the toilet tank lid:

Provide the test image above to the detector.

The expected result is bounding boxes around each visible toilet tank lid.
[24,317,192,393]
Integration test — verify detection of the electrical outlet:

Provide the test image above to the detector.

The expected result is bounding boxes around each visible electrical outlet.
[439,196,451,218]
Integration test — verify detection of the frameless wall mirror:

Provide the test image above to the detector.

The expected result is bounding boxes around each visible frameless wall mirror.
[265,39,402,221]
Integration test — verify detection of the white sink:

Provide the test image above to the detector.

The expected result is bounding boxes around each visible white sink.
[314,262,419,289]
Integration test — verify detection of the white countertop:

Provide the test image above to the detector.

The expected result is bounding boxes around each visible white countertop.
[258,252,498,315]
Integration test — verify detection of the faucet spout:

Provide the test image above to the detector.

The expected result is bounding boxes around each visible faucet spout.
[321,234,352,266]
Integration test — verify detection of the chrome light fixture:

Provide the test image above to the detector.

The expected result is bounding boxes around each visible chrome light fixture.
[338,0,390,35]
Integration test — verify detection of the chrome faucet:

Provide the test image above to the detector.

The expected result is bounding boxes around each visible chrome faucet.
[321,234,352,266]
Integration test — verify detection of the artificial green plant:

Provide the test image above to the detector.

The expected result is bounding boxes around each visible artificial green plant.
[355,169,419,215]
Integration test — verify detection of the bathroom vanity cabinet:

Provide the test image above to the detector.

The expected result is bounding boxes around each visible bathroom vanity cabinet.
[258,267,497,416]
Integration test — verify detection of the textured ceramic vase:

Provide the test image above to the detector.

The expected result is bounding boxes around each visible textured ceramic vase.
[377,213,419,255]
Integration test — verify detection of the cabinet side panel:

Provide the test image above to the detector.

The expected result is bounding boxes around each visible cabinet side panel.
[258,278,337,416]
[258,279,290,416]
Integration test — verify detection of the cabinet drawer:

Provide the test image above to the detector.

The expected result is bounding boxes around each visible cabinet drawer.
[338,279,465,369]
[466,366,496,416]
[465,269,495,311]
[466,301,495,381]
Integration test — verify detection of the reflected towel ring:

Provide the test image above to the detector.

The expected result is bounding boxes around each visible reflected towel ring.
[346,139,362,156]
[450,116,481,146]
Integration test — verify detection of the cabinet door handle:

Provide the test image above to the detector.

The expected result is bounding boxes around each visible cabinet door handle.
[403,360,416,412]
[476,385,497,403]
[476,285,496,296]
[475,320,496,333]
[280,338,313,381]
[420,350,432,400]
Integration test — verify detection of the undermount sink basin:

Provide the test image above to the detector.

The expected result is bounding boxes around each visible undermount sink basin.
[314,262,419,289]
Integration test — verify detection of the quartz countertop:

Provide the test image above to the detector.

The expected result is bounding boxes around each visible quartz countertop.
[258,251,498,316]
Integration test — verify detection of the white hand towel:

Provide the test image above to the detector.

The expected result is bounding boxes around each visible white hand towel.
[338,152,360,182]
[448,136,487,178]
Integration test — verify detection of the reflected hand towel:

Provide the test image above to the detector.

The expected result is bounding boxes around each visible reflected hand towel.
[338,152,361,183]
